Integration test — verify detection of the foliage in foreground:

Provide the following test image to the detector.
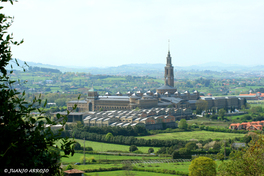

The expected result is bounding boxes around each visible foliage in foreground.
[218,135,264,176]
[0,2,75,175]
[188,157,216,176]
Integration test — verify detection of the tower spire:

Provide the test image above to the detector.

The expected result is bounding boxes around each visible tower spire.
[164,40,174,87]
[168,39,170,52]
[166,40,171,66]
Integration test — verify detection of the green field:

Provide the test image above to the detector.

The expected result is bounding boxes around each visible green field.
[73,139,161,153]
[249,103,264,108]
[187,117,231,128]
[134,162,190,173]
[72,161,223,176]
[137,131,245,141]
[84,170,173,176]
[103,77,126,81]
[134,160,222,172]
[229,114,244,120]
[61,152,165,164]
[73,163,122,170]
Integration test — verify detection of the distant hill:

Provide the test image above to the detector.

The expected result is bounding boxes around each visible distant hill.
[6,59,69,72]
[6,59,263,75]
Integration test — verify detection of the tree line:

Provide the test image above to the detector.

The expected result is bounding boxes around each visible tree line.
[28,66,61,73]
[67,125,149,136]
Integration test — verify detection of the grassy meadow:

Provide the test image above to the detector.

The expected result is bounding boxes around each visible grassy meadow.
[248,103,264,108]
[84,170,173,176]
[73,139,161,153]
[137,131,245,141]
[187,117,231,128]
[61,152,165,164]
[73,163,122,170]
[134,162,190,173]
[68,160,223,176]
[134,160,222,172]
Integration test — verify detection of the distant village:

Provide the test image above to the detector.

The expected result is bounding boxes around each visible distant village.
[51,51,264,131]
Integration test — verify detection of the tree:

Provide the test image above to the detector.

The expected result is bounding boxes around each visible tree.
[0,3,75,175]
[74,142,82,150]
[185,142,198,151]
[129,145,138,152]
[134,107,140,111]
[65,164,73,170]
[178,147,189,155]
[218,108,226,120]
[189,157,217,176]
[195,100,208,114]
[105,132,113,142]
[241,114,252,122]
[76,121,84,129]
[172,151,178,159]
[218,135,264,176]
[167,104,173,108]
[148,147,154,153]
[216,152,225,162]
[178,119,188,130]
[123,162,136,176]
[251,106,263,114]
[212,142,222,150]
[80,156,89,164]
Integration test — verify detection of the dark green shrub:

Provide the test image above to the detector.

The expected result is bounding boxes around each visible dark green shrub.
[148,147,154,153]
[129,145,138,152]
[74,142,82,150]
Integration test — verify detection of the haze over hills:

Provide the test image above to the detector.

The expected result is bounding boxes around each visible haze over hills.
[7,59,264,76]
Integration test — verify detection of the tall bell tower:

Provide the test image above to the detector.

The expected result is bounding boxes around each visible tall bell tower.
[164,41,174,87]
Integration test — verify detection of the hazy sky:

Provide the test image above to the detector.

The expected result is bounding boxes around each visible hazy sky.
[2,0,264,67]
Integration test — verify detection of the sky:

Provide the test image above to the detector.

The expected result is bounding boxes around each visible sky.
[2,0,264,67]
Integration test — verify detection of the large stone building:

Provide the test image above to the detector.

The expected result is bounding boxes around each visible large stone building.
[67,50,201,112]
[82,107,194,130]
[200,96,245,110]
[66,49,246,124]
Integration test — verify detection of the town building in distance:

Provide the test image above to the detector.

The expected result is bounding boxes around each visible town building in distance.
[229,121,264,131]
[67,50,201,112]
[83,107,194,130]
[63,49,246,129]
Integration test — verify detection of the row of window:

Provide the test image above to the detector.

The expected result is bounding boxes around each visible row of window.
[95,106,129,110]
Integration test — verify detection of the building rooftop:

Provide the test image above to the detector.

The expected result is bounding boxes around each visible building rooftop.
[157,85,177,90]
[68,100,87,103]
[64,169,85,174]
[161,97,184,104]
[98,96,130,101]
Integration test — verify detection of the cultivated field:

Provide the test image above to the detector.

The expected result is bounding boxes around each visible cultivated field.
[61,152,165,164]
[137,131,245,141]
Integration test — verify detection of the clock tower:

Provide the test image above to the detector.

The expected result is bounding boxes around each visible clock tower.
[164,50,174,87]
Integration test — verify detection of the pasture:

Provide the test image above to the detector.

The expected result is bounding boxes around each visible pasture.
[249,103,264,108]
[73,139,161,153]
[84,170,172,176]
[133,160,222,172]
[65,158,224,176]
[61,152,164,164]
[102,77,126,81]
[73,163,122,170]
[187,117,230,128]
[137,131,245,141]
[134,162,190,173]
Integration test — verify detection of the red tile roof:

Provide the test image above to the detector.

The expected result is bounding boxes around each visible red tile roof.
[64,169,85,174]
